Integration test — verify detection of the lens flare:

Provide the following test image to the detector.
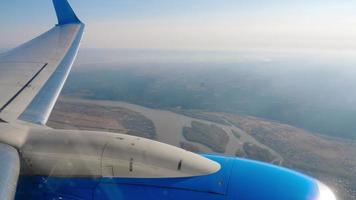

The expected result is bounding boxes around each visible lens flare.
[317,181,337,200]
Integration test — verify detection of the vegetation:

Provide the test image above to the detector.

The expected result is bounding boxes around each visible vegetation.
[49,101,157,139]
[180,142,201,153]
[171,109,230,125]
[242,142,276,163]
[235,148,246,157]
[182,121,229,153]
[232,130,242,139]
[63,65,356,140]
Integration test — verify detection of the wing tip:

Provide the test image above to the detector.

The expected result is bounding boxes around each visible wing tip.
[53,0,82,25]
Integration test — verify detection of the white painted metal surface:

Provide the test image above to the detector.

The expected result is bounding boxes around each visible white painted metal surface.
[0,143,20,200]
[0,0,220,181]
[0,123,220,178]
[0,0,222,199]
[0,24,83,123]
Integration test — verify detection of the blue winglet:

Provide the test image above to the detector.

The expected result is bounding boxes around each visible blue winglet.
[53,0,81,25]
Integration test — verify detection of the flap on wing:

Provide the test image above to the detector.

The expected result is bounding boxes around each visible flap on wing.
[0,62,47,114]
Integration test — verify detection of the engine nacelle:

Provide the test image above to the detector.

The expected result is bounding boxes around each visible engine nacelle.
[0,123,220,178]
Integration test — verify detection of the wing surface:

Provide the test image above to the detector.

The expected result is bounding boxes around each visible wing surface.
[0,0,84,125]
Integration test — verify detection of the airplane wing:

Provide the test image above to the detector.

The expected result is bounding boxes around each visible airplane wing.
[0,0,84,125]
[0,1,337,200]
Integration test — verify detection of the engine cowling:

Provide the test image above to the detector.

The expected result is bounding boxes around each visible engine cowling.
[0,124,220,178]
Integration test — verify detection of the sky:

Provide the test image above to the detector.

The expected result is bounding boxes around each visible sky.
[1,0,356,51]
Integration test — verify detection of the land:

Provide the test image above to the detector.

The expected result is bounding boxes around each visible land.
[223,114,356,200]
[48,97,356,200]
[55,50,356,199]
[171,109,231,126]
[48,100,156,139]
[231,129,242,139]
[63,66,356,140]
[182,121,230,153]
[241,142,276,163]
[180,142,201,152]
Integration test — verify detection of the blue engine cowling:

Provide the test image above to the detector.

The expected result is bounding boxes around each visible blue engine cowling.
[16,154,332,200]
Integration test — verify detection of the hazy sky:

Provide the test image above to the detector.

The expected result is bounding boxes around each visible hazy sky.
[1,0,356,51]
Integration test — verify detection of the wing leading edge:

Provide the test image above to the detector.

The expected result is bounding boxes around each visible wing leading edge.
[0,0,84,125]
